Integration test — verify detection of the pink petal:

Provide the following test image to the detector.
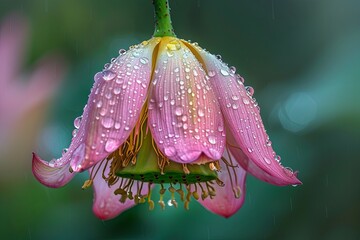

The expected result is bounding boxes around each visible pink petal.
[148,38,225,163]
[198,155,246,218]
[92,162,148,220]
[194,47,301,186]
[32,38,160,176]
[32,153,75,188]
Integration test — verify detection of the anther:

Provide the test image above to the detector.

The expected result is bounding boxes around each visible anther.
[182,164,190,174]
[233,186,242,199]
[81,179,93,190]
[148,183,155,210]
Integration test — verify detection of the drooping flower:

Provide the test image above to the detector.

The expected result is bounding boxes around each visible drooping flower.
[32,0,301,220]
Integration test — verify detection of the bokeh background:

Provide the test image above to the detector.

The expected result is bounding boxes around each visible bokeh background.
[0,0,359,239]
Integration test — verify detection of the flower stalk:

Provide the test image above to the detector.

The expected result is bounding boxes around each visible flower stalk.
[153,0,176,37]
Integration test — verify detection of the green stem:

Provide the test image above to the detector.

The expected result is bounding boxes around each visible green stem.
[152,0,176,37]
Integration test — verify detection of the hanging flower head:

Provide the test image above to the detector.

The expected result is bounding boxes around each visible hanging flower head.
[32,0,301,220]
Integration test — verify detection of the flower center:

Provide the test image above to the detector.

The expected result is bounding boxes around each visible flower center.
[83,104,241,210]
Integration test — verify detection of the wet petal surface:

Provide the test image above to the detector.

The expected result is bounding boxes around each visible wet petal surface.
[148,38,225,163]
[193,46,301,186]
[198,155,246,218]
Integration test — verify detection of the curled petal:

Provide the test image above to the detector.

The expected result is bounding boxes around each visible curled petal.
[32,38,160,177]
[92,161,148,220]
[148,37,225,163]
[194,48,301,186]
[198,155,246,218]
[32,153,75,188]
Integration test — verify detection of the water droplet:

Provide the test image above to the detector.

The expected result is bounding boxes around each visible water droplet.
[96,100,103,108]
[208,136,216,144]
[246,86,254,96]
[72,129,78,137]
[232,104,239,109]
[193,69,198,76]
[198,109,205,117]
[101,117,115,129]
[230,66,236,74]
[242,97,250,105]
[175,106,184,116]
[216,54,222,60]
[119,49,126,55]
[102,70,116,81]
[164,146,177,157]
[174,67,179,73]
[247,147,253,153]
[105,139,120,152]
[220,69,229,76]
[283,167,294,177]
[275,155,281,162]
[208,70,216,77]
[139,57,149,66]
[73,116,82,129]
[49,159,56,167]
[113,88,121,95]
[62,148,68,155]
[266,140,272,147]
[263,157,271,165]
[232,95,239,101]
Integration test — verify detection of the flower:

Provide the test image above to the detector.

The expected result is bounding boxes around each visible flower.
[33,36,301,220]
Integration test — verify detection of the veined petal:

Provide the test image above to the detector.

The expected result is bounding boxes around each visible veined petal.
[92,162,148,220]
[193,47,301,186]
[32,38,160,176]
[32,153,75,188]
[148,37,225,163]
[198,155,246,218]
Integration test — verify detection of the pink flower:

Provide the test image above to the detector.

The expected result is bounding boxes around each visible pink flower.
[0,13,66,147]
[33,37,301,220]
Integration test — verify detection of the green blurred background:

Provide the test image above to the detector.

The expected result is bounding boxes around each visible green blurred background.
[0,0,359,239]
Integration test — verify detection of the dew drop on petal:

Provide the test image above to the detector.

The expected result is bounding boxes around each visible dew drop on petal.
[232,95,239,101]
[220,69,229,76]
[175,106,184,116]
[246,86,254,96]
[242,97,250,105]
[119,49,126,55]
[232,104,239,109]
[73,116,82,129]
[101,117,115,129]
[208,70,216,77]
[113,88,121,95]
[198,109,205,117]
[263,157,271,165]
[208,136,216,145]
[275,155,281,162]
[105,139,120,152]
[72,129,78,137]
[140,57,149,65]
[102,70,116,81]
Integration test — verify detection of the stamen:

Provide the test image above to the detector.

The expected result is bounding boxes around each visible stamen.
[148,183,155,210]
[158,184,166,209]
[182,164,190,174]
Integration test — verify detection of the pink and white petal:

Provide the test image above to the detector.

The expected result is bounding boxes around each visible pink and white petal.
[148,38,225,163]
[32,153,75,188]
[31,38,160,177]
[194,47,301,186]
[198,156,246,218]
[92,162,148,220]
[69,38,160,171]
